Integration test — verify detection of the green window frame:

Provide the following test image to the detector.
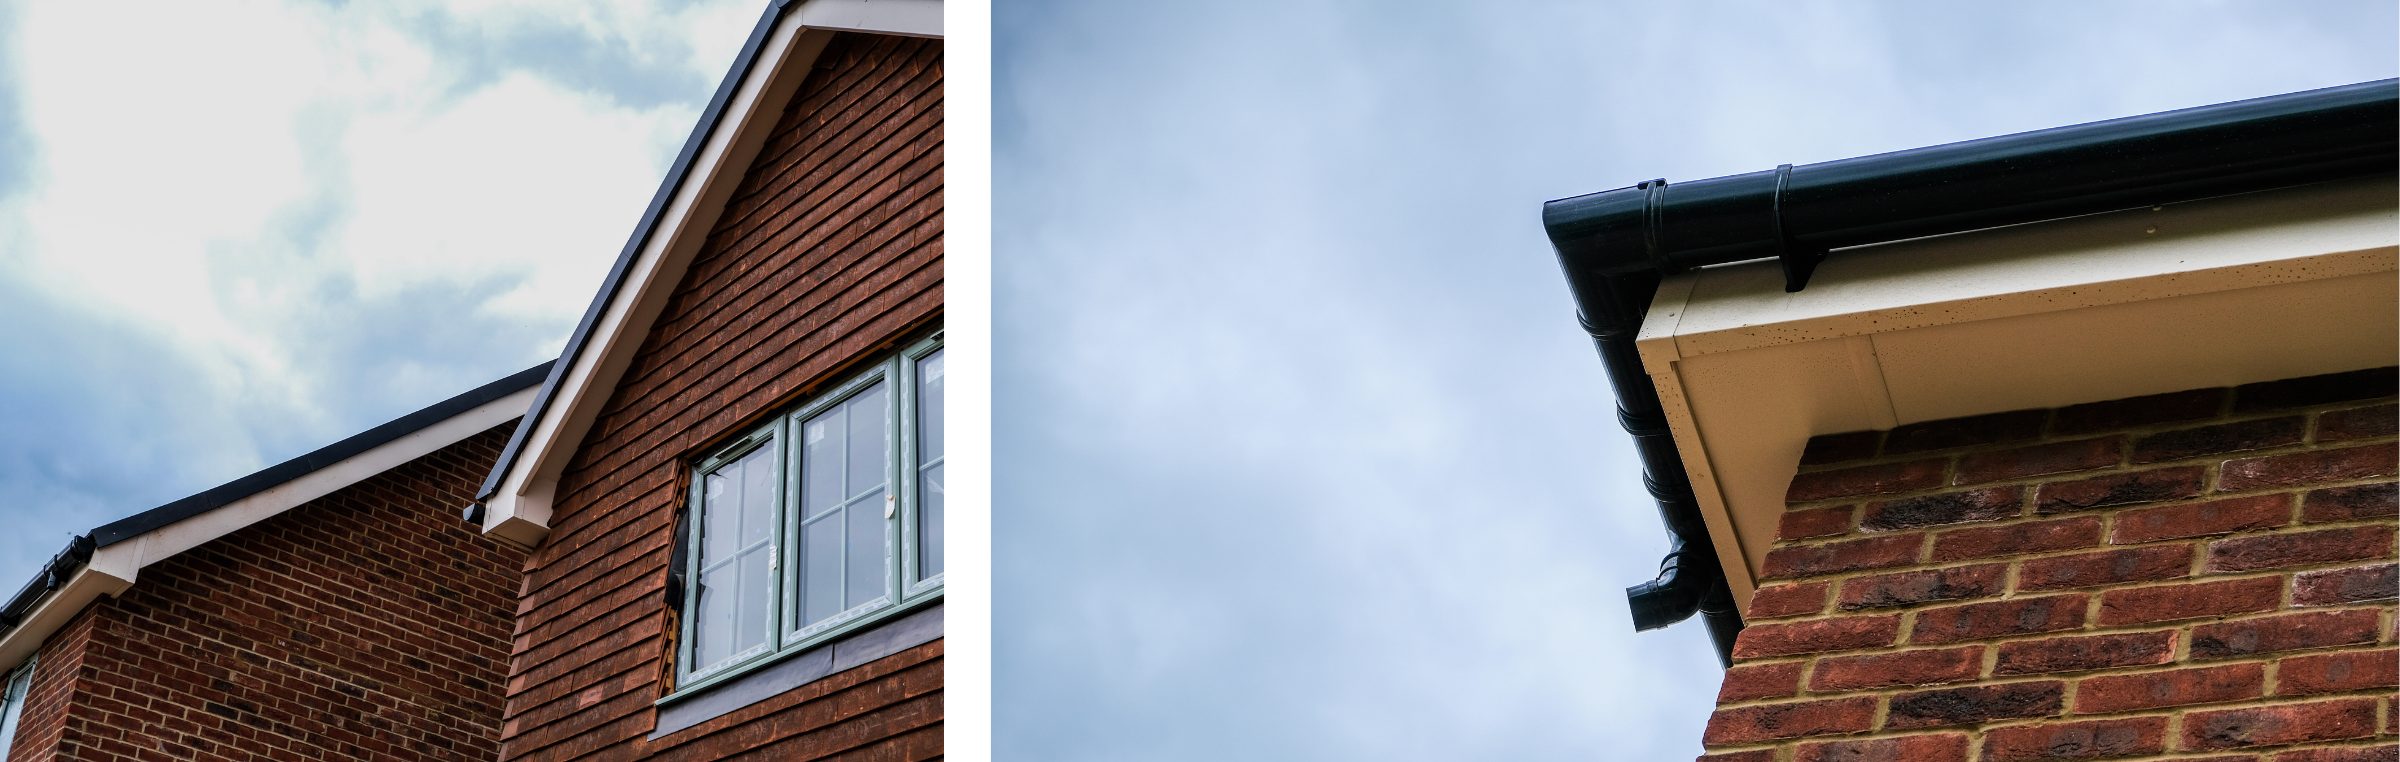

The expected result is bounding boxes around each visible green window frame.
[674,333,944,691]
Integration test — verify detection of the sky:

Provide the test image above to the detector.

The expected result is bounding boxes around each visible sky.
[990,2,2396,760]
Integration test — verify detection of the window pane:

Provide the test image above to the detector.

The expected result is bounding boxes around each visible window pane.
[741,448,775,547]
[919,462,943,578]
[693,443,774,675]
[848,488,887,608]
[918,350,944,461]
[802,407,845,517]
[846,385,888,498]
[736,546,772,655]
[694,564,734,668]
[802,513,843,626]
[701,471,734,562]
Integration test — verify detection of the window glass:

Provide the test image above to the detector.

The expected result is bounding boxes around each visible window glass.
[917,349,945,578]
[693,444,776,673]
[799,383,890,627]
[0,655,36,757]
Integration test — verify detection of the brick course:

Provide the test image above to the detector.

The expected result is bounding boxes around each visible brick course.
[1704,371,2398,762]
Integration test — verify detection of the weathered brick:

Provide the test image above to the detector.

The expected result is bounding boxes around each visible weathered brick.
[2303,483,2399,523]
[1748,582,1831,620]
[2269,746,2400,762]
[2219,445,2399,492]
[1733,616,1902,659]
[1808,646,1983,692]
[1992,630,2177,676]
[1930,517,2100,562]
[2206,525,2395,573]
[2074,663,2263,713]
[2111,494,2290,544]
[1793,733,1968,762]
[1884,681,2063,729]
[2130,416,2305,464]
[1702,696,1878,745]
[1979,716,2167,761]
[2189,609,2382,660]
[1789,460,1948,503]
[2274,648,2399,697]
[1862,487,2023,532]
[2035,467,2204,514]
[2293,563,2398,607]
[1801,431,1883,466]
[1885,410,2049,455]
[1911,595,2088,645]
[2017,545,2193,592]
[2317,403,2398,442]
[1762,535,1925,580]
[1838,565,2005,610]
[2181,697,2380,750]
[1717,661,1804,704]
[2096,576,2281,626]
[1956,439,2121,485]
[2233,367,2397,413]
[1781,505,1856,540]
[1696,749,1777,762]
[2055,388,2227,436]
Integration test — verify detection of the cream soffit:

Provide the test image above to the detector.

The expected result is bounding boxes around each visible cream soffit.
[479,0,943,547]
[1634,177,2400,611]
[0,386,539,674]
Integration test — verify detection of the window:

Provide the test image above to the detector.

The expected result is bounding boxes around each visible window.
[677,334,943,687]
[0,654,35,756]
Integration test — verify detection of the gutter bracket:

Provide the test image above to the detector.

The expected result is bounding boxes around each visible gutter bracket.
[1772,164,1825,293]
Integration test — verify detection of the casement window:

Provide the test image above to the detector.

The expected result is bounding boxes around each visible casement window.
[676,334,944,687]
[0,655,35,756]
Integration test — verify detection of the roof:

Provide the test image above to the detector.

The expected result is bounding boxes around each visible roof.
[0,362,551,671]
[472,0,942,547]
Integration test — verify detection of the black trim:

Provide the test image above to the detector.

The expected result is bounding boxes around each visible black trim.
[0,536,93,630]
[477,0,801,501]
[1542,79,2400,668]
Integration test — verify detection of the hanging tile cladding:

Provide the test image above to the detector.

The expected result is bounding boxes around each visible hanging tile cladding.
[1699,367,2398,762]
[497,33,942,762]
[9,423,528,762]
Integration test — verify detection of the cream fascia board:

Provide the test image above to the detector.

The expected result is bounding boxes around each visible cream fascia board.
[479,0,944,547]
[0,386,538,673]
[1634,178,2400,610]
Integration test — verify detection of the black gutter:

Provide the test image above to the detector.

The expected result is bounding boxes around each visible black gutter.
[1543,79,2399,667]
[477,0,802,501]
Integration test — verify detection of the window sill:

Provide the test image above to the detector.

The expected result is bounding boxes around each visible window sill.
[650,597,941,739]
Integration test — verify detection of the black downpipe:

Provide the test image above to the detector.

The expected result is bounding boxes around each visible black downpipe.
[1544,79,2397,669]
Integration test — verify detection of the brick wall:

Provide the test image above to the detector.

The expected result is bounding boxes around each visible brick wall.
[8,422,527,762]
[1702,368,2398,762]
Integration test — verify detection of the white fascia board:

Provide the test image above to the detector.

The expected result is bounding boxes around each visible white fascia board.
[0,386,537,673]
[1635,178,2400,611]
[480,0,944,548]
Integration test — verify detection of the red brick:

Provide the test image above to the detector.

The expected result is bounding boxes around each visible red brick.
[1838,564,2005,610]
[2275,648,2400,696]
[1801,431,1883,466]
[1781,505,1856,540]
[1885,681,2064,729]
[2074,663,2263,713]
[1862,487,2023,532]
[1793,733,1969,762]
[2189,610,2382,660]
[2234,368,2397,413]
[1808,646,1983,692]
[1885,410,2048,455]
[1956,438,2122,485]
[1733,616,1902,659]
[1980,716,2168,761]
[1717,661,1804,704]
[1789,459,1948,503]
[1748,582,1831,620]
[1762,535,1925,580]
[2219,445,2399,492]
[2206,525,2395,573]
[2303,483,2399,523]
[2318,403,2398,442]
[1993,630,2178,676]
[2111,495,2290,544]
[2182,698,2380,750]
[1911,595,2088,645]
[2018,545,2193,592]
[2055,388,2227,436]
[2131,416,2305,464]
[1696,750,1777,762]
[2035,467,2204,513]
[1930,517,2101,562]
[2271,745,2400,762]
[2293,563,2398,607]
[2096,576,2281,626]
[1702,696,1878,745]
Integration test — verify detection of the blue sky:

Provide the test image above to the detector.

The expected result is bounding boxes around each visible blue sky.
[990,2,2396,759]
